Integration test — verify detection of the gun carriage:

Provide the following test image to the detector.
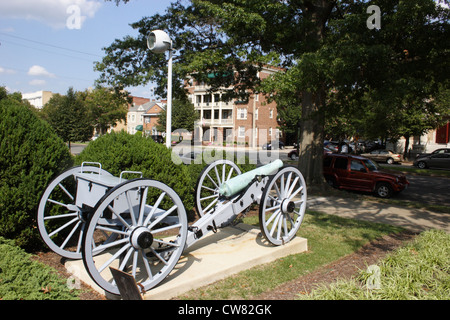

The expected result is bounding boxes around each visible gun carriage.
[37,159,307,296]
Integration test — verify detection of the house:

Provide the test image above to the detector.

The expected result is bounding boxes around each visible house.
[142,101,165,136]
[185,66,283,147]
[127,99,165,136]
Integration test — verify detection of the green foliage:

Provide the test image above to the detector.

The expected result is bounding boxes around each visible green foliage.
[0,237,78,300]
[82,86,129,135]
[42,87,93,144]
[75,131,195,216]
[0,93,73,250]
[157,99,199,132]
[302,229,450,300]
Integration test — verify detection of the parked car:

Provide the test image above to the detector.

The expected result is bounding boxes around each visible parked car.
[288,146,334,160]
[415,148,450,158]
[360,149,403,164]
[323,154,409,198]
[413,153,450,169]
[262,141,285,150]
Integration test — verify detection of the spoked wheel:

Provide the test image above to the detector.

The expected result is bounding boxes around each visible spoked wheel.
[82,178,188,296]
[195,160,241,217]
[37,165,113,259]
[259,166,307,246]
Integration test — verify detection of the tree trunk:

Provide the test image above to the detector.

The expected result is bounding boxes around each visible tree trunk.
[403,134,410,160]
[296,1,334,188]
[298,90,325,188]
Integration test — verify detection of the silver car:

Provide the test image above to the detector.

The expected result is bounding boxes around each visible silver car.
[414,153,450,169]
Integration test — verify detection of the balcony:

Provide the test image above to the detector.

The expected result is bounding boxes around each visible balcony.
[196,117,233,127]
[195,101,233,109]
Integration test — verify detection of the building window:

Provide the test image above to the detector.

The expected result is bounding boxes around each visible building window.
[269,109,273,119]
[238,126,246,138]
[269,127,272,137]
[204,94,212,105]
[237,108,247,120]
[255,108,258,120]
[203,110,211,119]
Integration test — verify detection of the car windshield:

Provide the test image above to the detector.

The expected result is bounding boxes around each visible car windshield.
[363,159,379,171]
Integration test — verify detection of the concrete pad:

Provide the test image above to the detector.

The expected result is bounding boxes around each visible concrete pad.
[64,223,307,300]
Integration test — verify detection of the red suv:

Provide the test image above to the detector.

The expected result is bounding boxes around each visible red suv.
[323,154,409,198]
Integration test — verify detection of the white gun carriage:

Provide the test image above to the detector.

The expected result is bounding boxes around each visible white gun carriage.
[37,159,307,296]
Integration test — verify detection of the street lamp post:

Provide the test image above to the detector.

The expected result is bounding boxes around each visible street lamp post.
[147,30,173,149]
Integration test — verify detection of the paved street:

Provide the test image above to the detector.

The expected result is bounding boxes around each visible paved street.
[396,174,450,207]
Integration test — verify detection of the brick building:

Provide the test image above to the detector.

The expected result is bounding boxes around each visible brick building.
[185,66,283,147]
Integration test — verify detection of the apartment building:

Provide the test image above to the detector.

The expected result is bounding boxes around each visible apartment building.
[22,90,53,109]
[185,66,282,147]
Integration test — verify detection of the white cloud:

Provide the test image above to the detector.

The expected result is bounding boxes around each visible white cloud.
[28,65,56,78]
[29,79,47,86]
[0,0,102,29]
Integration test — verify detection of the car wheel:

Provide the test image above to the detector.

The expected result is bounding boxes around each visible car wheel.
[417,161,427,169]
[386,158,394,164]
[325,176,338,188]
[290,153,298,160]
[375,182,393,198]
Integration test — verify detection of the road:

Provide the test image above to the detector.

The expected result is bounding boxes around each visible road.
[395,174,450,207]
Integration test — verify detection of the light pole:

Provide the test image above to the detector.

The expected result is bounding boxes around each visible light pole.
[147,30,173,148]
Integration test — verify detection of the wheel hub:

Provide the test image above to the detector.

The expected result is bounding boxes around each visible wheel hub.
[281,199,295,214]
[131,227,154,249]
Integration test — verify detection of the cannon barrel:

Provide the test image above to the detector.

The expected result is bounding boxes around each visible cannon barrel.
[218,159,283,197]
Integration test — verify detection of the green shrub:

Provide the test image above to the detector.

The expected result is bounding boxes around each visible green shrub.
[75,131,195,218]
[0,236,78,300]
[0,97,73,250]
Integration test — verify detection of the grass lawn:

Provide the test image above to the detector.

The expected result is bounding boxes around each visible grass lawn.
[177,210,404,299]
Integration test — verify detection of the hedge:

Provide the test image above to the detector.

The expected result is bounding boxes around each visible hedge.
[75,131,196,218]
[0,97,73,250]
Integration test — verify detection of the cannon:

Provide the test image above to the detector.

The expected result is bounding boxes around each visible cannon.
[37,159,307,296]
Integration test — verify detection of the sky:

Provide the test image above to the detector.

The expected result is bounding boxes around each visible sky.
[0,0,174,98]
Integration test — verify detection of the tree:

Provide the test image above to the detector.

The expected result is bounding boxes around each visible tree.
[99,0,449,186]
[83,86,129,135]
[157,98,199,133]
[43,87,93,148]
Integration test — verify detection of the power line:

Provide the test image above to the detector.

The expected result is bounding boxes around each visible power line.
[0,32,102,58]
[0,38,96,62]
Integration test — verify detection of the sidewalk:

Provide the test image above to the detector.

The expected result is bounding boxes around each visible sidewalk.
[307,196,450,233]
